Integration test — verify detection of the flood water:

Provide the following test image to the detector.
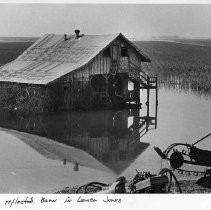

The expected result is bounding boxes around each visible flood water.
[0,84,211,193]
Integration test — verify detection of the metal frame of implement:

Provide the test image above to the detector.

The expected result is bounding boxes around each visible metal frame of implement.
[154,132,211,169]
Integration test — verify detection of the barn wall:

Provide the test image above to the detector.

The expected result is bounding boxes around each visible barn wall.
[51,51,113,110]
[113,36,142,72]
[54,35,143,84]
[49,36,144,110]
[0,82,53,112]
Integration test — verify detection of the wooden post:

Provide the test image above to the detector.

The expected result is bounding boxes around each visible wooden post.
[134,81,140,106]
[155,77,158,106]
[146,75,150,117]
[105,74,109,102]
[155,101,158,129]
[133,108,139,129]
[155,77,158,129]
[145,101,149,132]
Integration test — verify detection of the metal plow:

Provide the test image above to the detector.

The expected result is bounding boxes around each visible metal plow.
[154,132,211,176]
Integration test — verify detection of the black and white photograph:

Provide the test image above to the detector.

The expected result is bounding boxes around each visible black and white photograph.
[0,1,211,207]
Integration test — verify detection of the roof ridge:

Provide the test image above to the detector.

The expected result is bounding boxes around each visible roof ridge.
[48,33,120,36]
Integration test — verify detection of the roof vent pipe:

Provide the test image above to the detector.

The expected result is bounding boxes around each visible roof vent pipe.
[75,29,80,39]
[64,34,67,41]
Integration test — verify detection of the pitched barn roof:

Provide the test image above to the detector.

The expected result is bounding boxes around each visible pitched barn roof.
[0,33,150,85]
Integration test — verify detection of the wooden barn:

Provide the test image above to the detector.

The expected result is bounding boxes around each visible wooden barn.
[0,30,157,112]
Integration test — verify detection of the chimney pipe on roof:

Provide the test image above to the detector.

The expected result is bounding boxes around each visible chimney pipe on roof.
[64,34,67,41]
[75,29,80,39]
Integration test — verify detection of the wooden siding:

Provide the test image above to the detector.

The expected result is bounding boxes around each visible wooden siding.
[47,36,144,111]
[56,35,143,83]
[0,82,52,112]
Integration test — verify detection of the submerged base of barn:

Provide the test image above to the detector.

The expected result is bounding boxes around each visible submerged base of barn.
[0,72,157,113]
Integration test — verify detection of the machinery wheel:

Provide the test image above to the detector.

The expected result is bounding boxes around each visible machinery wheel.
[159,168,182,193]
[169,151,184,169]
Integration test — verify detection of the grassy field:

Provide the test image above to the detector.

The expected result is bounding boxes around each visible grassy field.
[0,42,33,66]
[0,40,211,97]
[134,40,211,97]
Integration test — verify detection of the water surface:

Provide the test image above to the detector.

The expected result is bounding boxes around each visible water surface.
[0,86,211,193]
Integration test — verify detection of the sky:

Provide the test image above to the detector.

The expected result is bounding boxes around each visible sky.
[0,4,211,39]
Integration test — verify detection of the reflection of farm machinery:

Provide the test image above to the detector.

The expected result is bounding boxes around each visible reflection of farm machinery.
[154,132,211,188]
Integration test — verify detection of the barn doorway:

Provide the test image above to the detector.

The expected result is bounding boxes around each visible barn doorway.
[90,74,106,93]
[108,74,128,106]
[90,74,109,106]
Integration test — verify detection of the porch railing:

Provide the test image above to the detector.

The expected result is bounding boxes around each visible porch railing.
[126,61,157,89]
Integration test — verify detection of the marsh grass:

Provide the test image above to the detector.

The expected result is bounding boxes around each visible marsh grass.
[134,41,211,97]
[0,42,33,66]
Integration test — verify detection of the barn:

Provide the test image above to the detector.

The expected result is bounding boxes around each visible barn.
[0,30,157,112]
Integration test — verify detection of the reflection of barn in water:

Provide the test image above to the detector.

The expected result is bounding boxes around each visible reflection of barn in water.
[0,107,157,175]
[0,30,157,112]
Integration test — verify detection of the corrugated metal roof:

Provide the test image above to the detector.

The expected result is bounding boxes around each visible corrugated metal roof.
[0,33,150,85]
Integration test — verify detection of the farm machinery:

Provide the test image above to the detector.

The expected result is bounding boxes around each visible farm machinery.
[73,168,182,194]
[64,132,211,194]
[154,132,211,188]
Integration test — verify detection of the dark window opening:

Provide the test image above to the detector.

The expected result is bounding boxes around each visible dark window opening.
[64,86,69,91]
[121,47,128,57]
[90,75,106,92]
[103,48,111,57]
